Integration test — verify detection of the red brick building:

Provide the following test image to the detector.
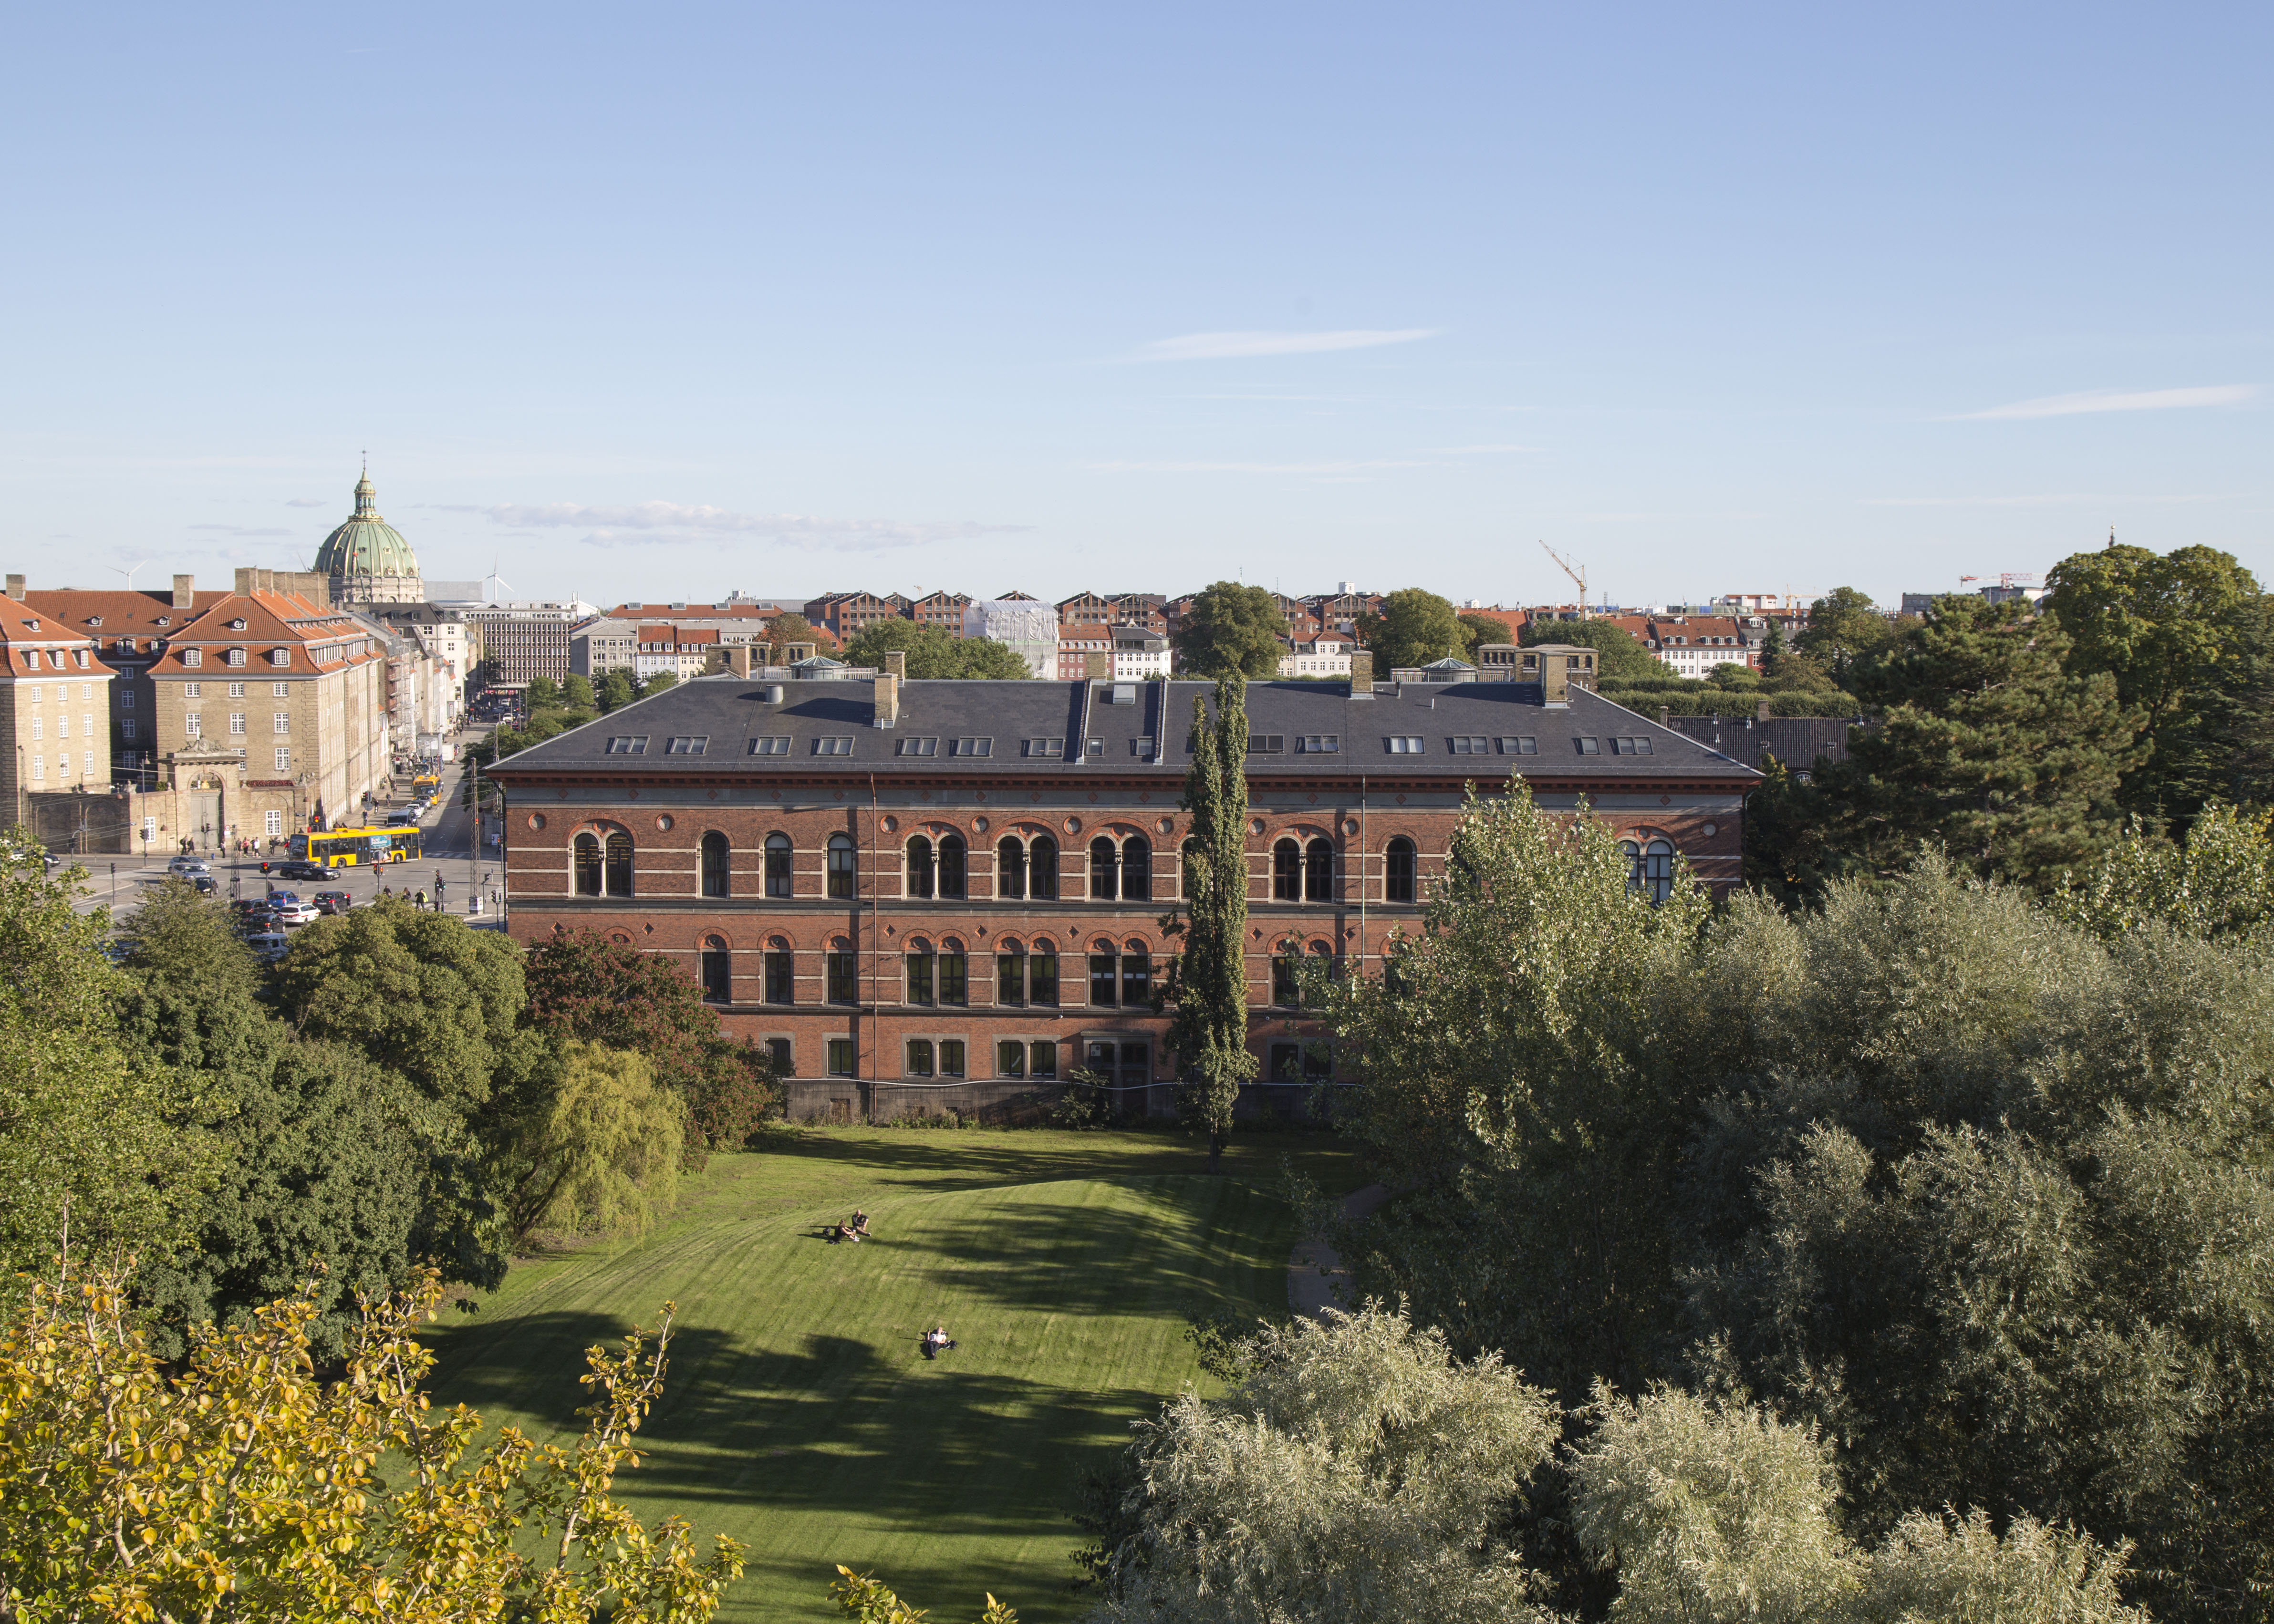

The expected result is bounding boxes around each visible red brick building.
[488,652,1758,1122]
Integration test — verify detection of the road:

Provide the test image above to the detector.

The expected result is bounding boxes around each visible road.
[62,724,507,928]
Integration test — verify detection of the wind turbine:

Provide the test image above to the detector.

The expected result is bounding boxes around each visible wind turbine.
[110,560,153,592]
[482,560,513,603]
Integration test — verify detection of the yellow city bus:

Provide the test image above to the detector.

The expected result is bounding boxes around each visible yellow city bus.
[290,827,421,867]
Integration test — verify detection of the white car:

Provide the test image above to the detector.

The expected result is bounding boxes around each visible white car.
[270,900,319,926]
[245,931,290,962]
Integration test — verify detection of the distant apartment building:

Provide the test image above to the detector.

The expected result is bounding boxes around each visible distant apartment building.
[1278,633,1357,679]
[574,611,834,681]
[804,591,909,641]
[0,593,117,820]
[1056,625,1169,681]
[1058,591,1167,633]
[452,599,599,688]
[909,590,971,633]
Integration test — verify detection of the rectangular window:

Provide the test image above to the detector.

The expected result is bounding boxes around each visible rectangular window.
[1024,737,1064,758]
[1121,952,1151,1008]
[122,719,136,740]
[1089,953,1118,1007]
[950,737,993,757]
[228,682,245,698]
[765,950,793,1004]
[229,714,246,734]
[29,758,40,781]
[226,649,245,667]
[939,951,967,1007]
[605,735,649,754]
[1030,948,1059,1006]
[184,714,200,738]
[1447,735,1489,754]
[665,735,709,754]
[939,1040,966,1079]
[748,735,790,755]
[766,1036,792,1074]
[906,1039,934,1077]
[182,650,201,667]
[1030,1039,1057,1079]
[826,952,859,1003]
[273,683,289,697]
[1386,736,1423,753]
[1497,736,1538,754]
[182,682,200,698]
[142,817,156,843]
[997,951,1024,1006]
[1299,734,1340,753]
[30,718,41,741]
[1609,737,1654,755]
[1246,734,1286,755]
[275,748,291,771]
[272,713,289,734]
[270,650,289,667]
[895,737,939,756]
[1576,737,1601,755]
[997,1039,1026,1078]
[121,691,134,708]
[265,810,282,837]
[813,736,854,755]
[1086,737,1103,756]
[1130,737,1153,755]
[827,1038,856,1077]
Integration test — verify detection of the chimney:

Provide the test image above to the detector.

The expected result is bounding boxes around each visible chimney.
[1539,647,1577,705]
[1349,649,1374,695]
[724,645,754,678]
[884,649,906,683]
[1083,649,1111,682]
[1756,698,1771,723]
[234,567,260,596]
[873,670,900,728]
[3,575,21,600]
[172,574,195,610]
[1659,706,1670,728]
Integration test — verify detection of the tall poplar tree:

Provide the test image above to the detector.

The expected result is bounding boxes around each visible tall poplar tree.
[1166,674,1254,1173]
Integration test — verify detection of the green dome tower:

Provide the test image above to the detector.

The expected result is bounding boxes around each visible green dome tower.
[314,464,424,604]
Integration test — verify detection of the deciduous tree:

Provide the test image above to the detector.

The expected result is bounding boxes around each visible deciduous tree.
[1171,581,1285,680]
[501,1041,683,1241]
[1164,676,1254,1173]
[1358,588,1464,673]
[1518,616,1663,683]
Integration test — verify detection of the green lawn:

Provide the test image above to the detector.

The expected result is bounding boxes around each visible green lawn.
[426,1127,1362,1623]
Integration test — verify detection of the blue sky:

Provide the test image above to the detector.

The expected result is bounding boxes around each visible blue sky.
[2,3,2267,608]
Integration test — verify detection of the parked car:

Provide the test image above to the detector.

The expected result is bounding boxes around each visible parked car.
[166,856,209,876]
[270,900,319,926]
[385,810,420,826]
[312,890,353,916]
[245,931,290,963]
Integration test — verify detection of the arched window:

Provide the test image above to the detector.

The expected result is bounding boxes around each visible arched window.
[827,832,856,899]
[700,831,730,898]
[938,835,966,900]
[1628,837,1676,904]
[1272,941,1303,1006]
[1122,837,1152,902]
[700,935,730,1003]
[1030,939,1059,1006]
[907,835,935,899]
[1304,838,1332,902]
[1181,837,1202,900]
[1030,836,1059,900]
[764,937,793,1003]
[939,937,968,1006]
[1385,837,1417,904]
[1121,939,1151,1007]
[905,939,935,1006]
[997,939,1026,1006]
[997,836,1027,900]
[573,832,602,896]
[1089,938,1119,1006]
[603,830,633,897]
[1273,838,1302,900]
[765,832,792,897]
[1090,837,1118,901]
[826,937,859,1003]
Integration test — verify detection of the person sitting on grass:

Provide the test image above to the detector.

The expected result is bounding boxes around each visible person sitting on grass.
[850,1211,871,1237]
[921,1325,955,1358]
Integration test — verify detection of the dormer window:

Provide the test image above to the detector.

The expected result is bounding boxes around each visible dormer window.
[155,617,170,628]
[226,648,247,667]
[270,649,290,667]
[85,617,101,628]
[182,649,201,667]
[229,618,247,631]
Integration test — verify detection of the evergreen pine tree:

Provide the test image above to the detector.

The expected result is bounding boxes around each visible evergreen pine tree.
[1830,598,2142,888]
[1165,675,1255,1173]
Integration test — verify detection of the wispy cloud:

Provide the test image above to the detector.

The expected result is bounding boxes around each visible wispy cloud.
[284,497,326,508]
[1128,329,1439,362]
[1419,442,1544,455]
[1865,492,2228,508]
[190,524,294,537]
[1087,458,1430,475]
[478,501,1030,552]
[1959,384,2258,420]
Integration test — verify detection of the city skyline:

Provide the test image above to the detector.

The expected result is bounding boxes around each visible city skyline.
[3,5,2267,605]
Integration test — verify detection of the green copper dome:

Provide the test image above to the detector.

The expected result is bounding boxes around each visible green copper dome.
[314,468,420,583]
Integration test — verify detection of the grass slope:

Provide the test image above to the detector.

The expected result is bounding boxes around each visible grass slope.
[427,1128,1359,1622]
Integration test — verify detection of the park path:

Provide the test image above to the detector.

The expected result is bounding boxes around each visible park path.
[1287,1183,1389,1321]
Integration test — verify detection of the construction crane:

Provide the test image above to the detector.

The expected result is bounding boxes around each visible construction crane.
[1537,540,1590,620]
[1958,571,2041,587]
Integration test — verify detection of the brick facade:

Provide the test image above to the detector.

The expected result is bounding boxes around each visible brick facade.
[489,672,1756,1117]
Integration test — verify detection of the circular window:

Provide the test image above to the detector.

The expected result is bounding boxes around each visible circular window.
[656,814,675,831]
[880,815,898,832]
[1063,817,1081,834]
[609,931,632,945]
[1342,818,1359,835]
[971,815,989,834]
[1703,822,1719,837]
[527,812,547,831]
[1156,817,1173,835]
[1250,818,1267,836]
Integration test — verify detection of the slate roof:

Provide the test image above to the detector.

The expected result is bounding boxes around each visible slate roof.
[490,677,1761,783]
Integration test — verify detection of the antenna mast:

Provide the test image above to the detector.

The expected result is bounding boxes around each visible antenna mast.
[1537,540,1590,621]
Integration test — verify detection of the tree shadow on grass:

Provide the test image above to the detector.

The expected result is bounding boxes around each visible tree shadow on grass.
[755,1128,1353,1197]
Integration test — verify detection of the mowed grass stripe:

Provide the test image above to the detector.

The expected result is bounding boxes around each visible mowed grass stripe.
[428,1137,1323,1623]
